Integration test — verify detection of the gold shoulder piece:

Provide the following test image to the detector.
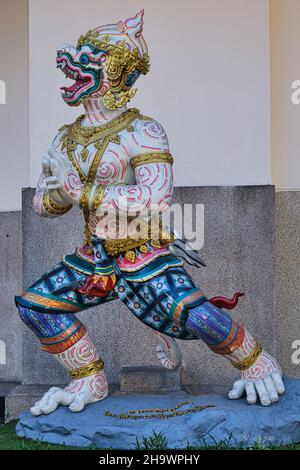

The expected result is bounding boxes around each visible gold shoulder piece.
[139,114,152,121]
[131,152,174,169]
[58,123,70,133]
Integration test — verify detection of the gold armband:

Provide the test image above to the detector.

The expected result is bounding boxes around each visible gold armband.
[232,342,263,370]
[130,152,174,169]
[43,193,71,215]
[69,359,104,380]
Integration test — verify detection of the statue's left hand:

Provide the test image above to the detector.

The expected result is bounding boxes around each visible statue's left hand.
[44,146,82,205]
[228,350,285,406]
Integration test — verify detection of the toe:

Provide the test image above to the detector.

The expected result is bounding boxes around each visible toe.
[272,371,285,395]
[69,393,86,412]
[255,379,271,406]
[40,390,65,414]
[30,387,62,416]
[30,405,43,416]
[263,376,278,403]
[245,381,257,404]
[228,380,245,399]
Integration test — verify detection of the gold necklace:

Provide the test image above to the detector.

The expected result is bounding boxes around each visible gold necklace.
[60,107,140,181]
[64,107,140,146]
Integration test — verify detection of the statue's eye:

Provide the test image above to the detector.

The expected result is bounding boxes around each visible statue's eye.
[80,54,90,65]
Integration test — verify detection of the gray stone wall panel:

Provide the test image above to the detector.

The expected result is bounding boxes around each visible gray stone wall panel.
[275,191,300,378]
[0,211,22,382]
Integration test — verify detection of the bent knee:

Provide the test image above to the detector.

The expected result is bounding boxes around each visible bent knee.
[15,292,31,319]
[15,293,45,333]
[15,296,34,324]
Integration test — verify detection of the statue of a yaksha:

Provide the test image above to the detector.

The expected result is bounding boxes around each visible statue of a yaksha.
[15,10,285,415]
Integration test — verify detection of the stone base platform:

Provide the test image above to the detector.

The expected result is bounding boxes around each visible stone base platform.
[16,377,300,449]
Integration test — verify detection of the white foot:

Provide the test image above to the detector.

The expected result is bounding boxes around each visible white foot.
[30,370,108,416]
[228,351,285,406]
[154,331,182,370]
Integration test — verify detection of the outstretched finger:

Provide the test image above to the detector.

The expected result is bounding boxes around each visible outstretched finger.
[245,381,257,404]
[228,380,245,399]
[255,379,271,406]
[271,371,285,395]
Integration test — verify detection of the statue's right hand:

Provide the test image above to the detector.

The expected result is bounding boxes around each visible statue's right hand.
[42,153,52,177]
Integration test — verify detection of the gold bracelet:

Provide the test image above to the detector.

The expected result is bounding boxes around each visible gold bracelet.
[43,193,71,215]
[69,359,104,380]
[232,342,263,370]
[92,184,105,212]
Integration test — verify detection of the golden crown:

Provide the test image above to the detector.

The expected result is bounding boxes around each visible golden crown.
[77,30,150,75]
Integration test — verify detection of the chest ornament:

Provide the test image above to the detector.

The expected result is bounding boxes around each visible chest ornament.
[60,108,138,185]
[60,107,140,147]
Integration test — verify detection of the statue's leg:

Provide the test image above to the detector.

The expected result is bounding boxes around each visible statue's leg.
[115,264,285,406]
[15,261,113,414]
[184,302,285,405]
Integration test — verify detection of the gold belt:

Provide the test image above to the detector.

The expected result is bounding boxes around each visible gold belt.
[83,226,175,261]
[103,234,174,256]
[84,221,174,253]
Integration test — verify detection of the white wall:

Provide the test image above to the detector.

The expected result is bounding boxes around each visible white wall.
[270,0,300,190]
[29,0,271,188]
[0,0,29,211]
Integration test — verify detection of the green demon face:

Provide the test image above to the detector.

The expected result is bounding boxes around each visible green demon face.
[56,43,108,106]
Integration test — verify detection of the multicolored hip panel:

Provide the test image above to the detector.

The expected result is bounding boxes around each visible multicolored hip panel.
[15,240,241,348]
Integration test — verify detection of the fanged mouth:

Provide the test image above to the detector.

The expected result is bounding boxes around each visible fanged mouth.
[57,58,91,100]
